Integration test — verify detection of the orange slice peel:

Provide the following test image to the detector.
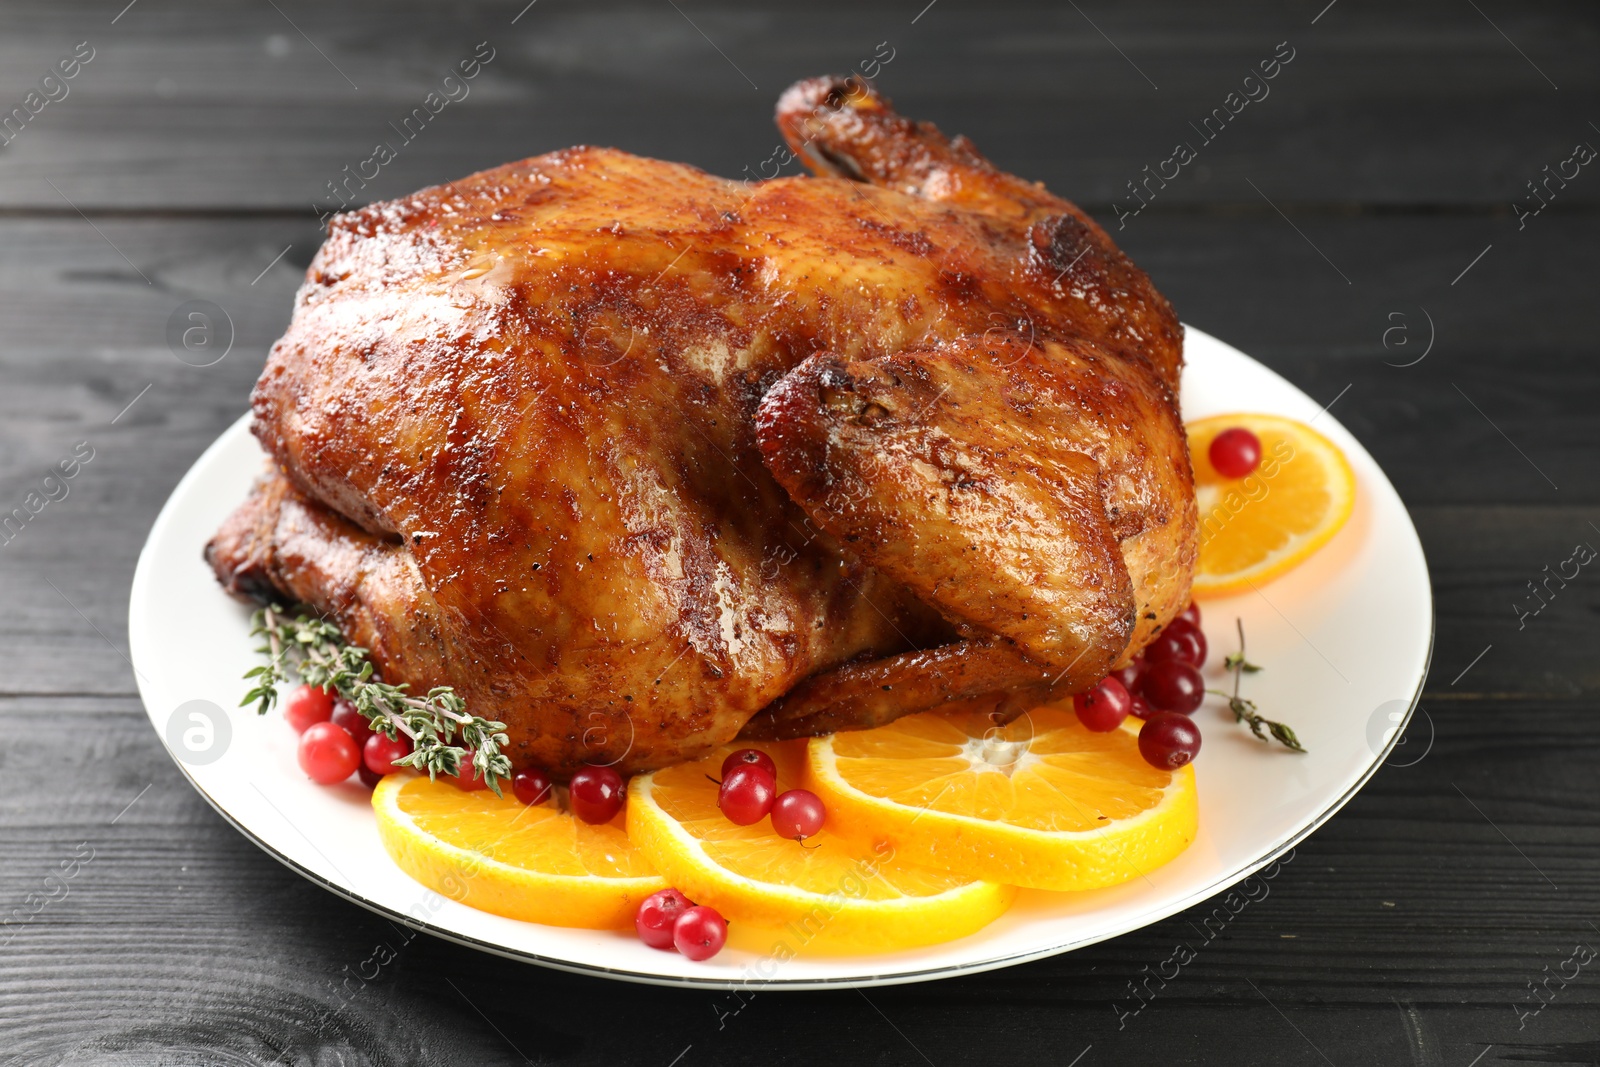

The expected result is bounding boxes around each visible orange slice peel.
[805,705,1198,892]
[1187,412,1356,596]
[373,773,665,929]
[627,740,1015,953]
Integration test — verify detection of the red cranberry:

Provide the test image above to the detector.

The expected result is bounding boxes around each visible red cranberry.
[719,765,777,826]
[450,749,488,792]
[1179,620,1209,666]
[298,721,360,784]
[569,765,625,824]
[1140,660,1205,714]
[1146,621,1207,669]
[1209,427,1262,479]
[635,888,693,950]
[1177,601,1201,628]
[673,905,728,960]
[513,767,553,806]
[721,748,777,781]
[1073,676,1132,732]
[1139,712,1202,770]
[363,732,413,776]
[357,764,382,789]
[770,789,826,841]
[331,699,375,749]
[1128,693,1156,720]
[1113,653,1145,694]
[284,684,335,734]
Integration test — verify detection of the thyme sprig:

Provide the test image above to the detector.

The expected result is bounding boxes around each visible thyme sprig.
[1208,617,1306,753]
[241,605,513,794]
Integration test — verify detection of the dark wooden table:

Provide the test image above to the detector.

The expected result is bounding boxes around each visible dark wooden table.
[3,2,1597,1064]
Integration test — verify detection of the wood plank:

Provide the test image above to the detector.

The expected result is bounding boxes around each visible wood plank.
[0,0,1593,210]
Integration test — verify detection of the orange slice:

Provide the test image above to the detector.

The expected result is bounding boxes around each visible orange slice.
[627,741,1015,953]
[806,704,1197,892]
[1187,413,1356,596]
[373,773,665,929]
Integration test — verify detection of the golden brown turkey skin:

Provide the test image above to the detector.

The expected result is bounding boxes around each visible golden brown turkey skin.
[208,76,1194,775]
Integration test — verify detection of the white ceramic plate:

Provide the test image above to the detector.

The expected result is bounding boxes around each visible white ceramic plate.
[129,325,1432,989]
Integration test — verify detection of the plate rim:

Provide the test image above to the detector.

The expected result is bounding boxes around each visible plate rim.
[129,324,1435,990]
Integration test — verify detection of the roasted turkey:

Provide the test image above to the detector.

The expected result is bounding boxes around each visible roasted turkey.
[207,76,1196,776]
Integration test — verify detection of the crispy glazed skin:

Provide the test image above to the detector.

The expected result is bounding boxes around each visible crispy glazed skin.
[207,76,1195,774]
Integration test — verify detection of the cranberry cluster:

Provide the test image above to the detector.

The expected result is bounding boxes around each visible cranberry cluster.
[284,684,415,786]
[283,684,628,823]
[714,748,826,842]
[635,888,728,960]
[625,747,830,964]
[1072,601,1208,770]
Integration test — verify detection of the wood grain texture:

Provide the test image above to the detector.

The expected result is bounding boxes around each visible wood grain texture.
[0,1,1596,1064]
[0,0,1594,211]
